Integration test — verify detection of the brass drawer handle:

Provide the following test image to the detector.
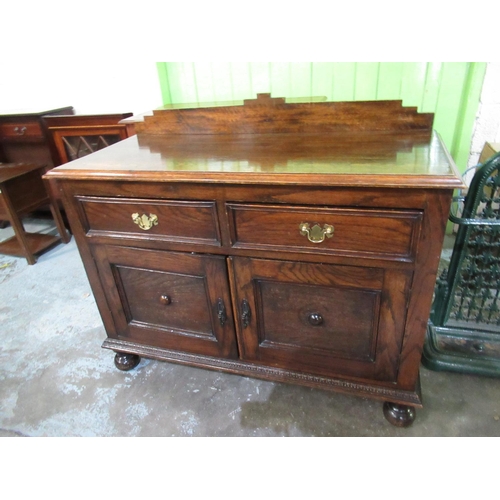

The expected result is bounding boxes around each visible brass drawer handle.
[299,222,334,243]
[132,213,158,230]
[14,126,27,135]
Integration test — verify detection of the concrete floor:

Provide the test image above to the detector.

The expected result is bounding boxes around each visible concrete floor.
[1,221,500,437]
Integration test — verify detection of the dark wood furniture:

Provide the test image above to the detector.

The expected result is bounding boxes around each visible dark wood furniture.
[0,106,74,225]
[0,107,74,167]
[119,113,142,137]
[46,94,464,427]
[42,113,133,167]
[0,163,70,264]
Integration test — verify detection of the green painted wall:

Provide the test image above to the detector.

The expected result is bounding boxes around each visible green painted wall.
[156,62,487,173]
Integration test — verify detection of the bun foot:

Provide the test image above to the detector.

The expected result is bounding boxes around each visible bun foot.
[114,352,140,371]
[383,402,416,427]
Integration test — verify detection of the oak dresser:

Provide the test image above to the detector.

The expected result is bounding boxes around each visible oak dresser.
[46,95,464,427]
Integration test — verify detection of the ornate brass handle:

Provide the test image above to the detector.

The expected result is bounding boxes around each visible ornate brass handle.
[14,126,27,135]
[132,213,158,231]
[299,222,334,243]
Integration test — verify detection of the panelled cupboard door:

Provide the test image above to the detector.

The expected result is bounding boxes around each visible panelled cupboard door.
[230,257,413,382]
[92,245,238,358]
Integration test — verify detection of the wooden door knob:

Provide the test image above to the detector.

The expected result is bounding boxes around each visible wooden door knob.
[308,313,323,326]
[160,295,171,305]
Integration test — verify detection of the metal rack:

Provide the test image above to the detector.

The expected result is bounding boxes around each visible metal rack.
[423,151,500,376]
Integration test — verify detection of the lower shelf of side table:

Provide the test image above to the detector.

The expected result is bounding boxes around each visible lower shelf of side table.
[0,232,62,259]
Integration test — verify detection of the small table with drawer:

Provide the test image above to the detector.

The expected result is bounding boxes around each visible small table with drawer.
[0,106,74,166]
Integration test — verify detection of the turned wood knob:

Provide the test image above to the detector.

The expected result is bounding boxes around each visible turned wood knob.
[308,313,323,326]
[160,295,171,305]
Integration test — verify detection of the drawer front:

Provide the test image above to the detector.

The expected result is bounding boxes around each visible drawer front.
[0,120,43,140]
[92,245,237,358]
[231,256,413,382]
[78,196,221,245]
[227,203,422,261]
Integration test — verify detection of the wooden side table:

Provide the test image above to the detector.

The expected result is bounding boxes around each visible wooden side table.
[0,106,74,224]
[0,163,71,264]
[0,107,74,163]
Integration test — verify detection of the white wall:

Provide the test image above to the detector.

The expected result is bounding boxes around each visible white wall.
[468,62,500,170]
[0,62,162,116]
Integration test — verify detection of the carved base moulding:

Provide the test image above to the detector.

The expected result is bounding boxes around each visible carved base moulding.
[103,339,423,407]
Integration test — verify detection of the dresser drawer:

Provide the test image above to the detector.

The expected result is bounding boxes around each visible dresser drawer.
[0,120,43,140]
[227,203,422,261]
[78,196,221,245]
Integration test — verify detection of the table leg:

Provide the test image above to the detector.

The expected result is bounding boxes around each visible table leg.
[43,179,71,243]
[0,189,36,265]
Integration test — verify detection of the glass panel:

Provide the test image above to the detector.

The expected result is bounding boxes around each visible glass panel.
[62,134,122,161]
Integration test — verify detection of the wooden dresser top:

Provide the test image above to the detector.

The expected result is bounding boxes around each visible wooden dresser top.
[46,95,465,189]
[0,106,74,118]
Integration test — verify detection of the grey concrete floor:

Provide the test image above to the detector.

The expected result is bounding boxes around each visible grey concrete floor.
[1,220,500,437]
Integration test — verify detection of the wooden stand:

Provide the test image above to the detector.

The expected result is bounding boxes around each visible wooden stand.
[0,163,70,264]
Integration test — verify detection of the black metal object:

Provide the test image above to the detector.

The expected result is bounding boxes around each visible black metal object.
[241,299,251,328]
[217,298,227,327]
[423,151,500,376]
